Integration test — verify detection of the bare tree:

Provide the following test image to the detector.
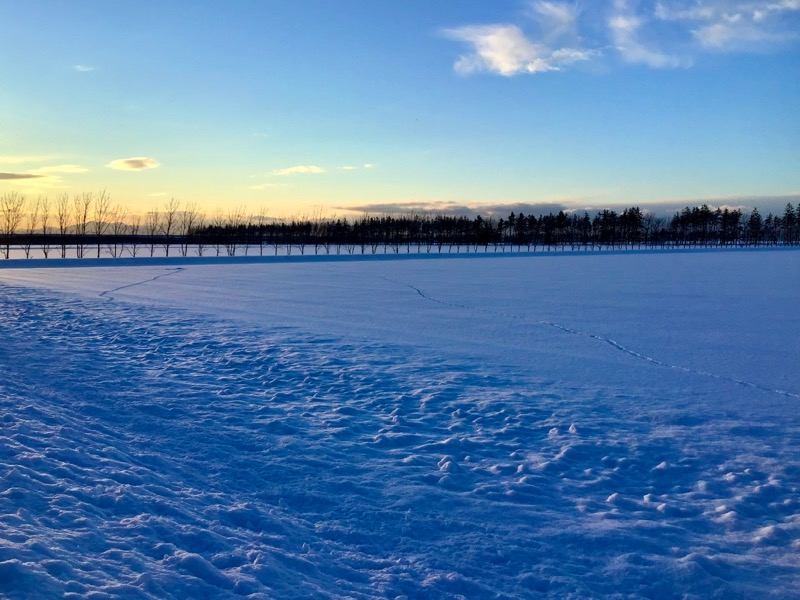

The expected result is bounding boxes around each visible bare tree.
[40,196,51,258]
[294,212,308,256]
[22,196,41,259]
[126,214,142,257]
[107,204,128,258]
[73,192,92,258]
[92,189,112,258]
[256,205,267,256]
[210,208,226,256]
[321,218,333,255]
[194,209,208,257]
[179,202,202,257]
[161,198,180,257]
[56,192,71,258]
[271,212,285,256]
[145,210,160,257]
[225,205,246,256]
[0,192,26,259]
[344,216,357,255]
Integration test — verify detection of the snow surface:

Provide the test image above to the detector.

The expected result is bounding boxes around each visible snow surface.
[1,249,798,599]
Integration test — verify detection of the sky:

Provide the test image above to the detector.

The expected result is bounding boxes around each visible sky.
[1,0,799,218]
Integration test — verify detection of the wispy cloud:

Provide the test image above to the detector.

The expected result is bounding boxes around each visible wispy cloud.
[73,64,95,72]
[527,0,580,42]
[250,183,287,191]
[442,0,800,75]
[107,157,161,171]
[0,161,89,189]
[0,154,59,165]
[608,7,688,68]
[341,163,376,171]
[656,0,800,51]
[29,164,89,175]
[0,172,43,180]
[442,23,594,76]
[269,165,326,176]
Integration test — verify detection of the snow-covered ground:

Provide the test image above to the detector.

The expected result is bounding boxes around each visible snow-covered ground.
[1,249,798,599]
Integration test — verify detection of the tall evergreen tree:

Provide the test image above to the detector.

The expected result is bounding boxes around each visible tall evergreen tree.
[747,208,763,245]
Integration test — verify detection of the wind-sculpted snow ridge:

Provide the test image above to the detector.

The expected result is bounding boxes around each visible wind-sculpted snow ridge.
[1,281,799,598]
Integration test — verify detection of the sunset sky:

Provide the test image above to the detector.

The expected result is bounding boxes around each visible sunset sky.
[2,1,798,217]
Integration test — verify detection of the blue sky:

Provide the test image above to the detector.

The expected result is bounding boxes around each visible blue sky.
[1,0,798,217]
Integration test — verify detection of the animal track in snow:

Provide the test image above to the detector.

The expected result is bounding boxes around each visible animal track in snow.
[99,267,186,300]
[385,276,800,401]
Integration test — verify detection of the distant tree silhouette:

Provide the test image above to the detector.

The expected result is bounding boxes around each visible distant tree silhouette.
[22,196,40,259]
[40,196,51,259]
[746,208,763,246]
[56,193,71,258]
[108,204,128,258]
[92,190,112,258]
[127,215,142,258]
[1,192,26,259]
[3,188,799,259]
[160,198,180,257]
[784,203,797,245]
[73,192,92,258]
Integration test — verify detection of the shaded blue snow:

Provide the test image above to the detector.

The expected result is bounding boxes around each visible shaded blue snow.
[1,250,798,598]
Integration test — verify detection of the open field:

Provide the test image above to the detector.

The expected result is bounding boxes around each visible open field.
[1,249,798,598]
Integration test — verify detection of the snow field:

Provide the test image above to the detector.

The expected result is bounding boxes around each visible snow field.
[1,249,798,598]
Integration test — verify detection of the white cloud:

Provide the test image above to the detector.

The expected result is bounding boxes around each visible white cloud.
[654,3,714,21]
[532,1,578,25]
[529,0,580,40]
[73,64,95,72]
[691,14,792,50]
[363,163,376,169]
[443,0,799,75]
[608,12,688,68]
[654,0,800,51]
[269,165,326,176]
[693,22,743,48]
[443,24,594,76]
[341,166,356,171]
[107,157,161,171]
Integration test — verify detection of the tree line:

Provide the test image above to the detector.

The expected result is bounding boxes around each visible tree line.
[1,190,799,260]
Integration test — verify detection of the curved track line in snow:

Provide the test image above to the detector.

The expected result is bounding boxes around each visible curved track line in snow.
[384,276,800,400]
[99,267,186,300]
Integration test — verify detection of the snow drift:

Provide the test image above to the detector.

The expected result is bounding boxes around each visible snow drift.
[1,249,798,598]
